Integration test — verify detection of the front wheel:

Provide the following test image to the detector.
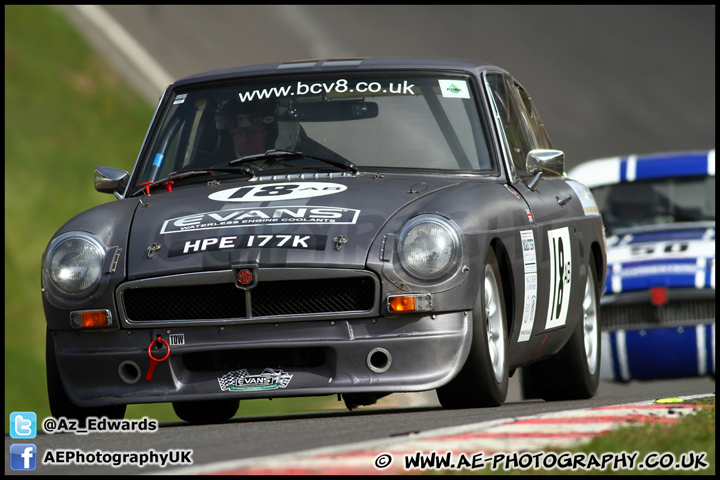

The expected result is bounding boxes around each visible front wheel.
[522,255,601,400]
[437,248,509,408]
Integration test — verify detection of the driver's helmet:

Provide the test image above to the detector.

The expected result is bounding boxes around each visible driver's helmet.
[215,100,279,150]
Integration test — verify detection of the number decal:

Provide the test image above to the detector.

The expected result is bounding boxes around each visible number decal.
[208,182,347,202]
[545,227,572,329]
[254,185,297,197]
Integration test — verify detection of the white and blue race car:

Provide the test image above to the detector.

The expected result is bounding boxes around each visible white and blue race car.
[568,150,715,381]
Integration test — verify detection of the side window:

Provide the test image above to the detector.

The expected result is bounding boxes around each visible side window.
[486,73,535,176]
[515,83,553,150]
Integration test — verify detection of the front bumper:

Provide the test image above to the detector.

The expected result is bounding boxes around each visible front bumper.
[51,311,471,407]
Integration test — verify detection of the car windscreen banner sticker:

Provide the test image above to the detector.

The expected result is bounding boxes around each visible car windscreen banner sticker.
[438,79,470,99]
[168,234,327,257]
[545,227,572,330]
[218,368,293,392]
[518,230,537,342]
[161,206,360,234]
[208,182,347,202]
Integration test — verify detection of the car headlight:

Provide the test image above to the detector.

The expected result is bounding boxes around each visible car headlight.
[397,215,461,280]
[43,232,106,295]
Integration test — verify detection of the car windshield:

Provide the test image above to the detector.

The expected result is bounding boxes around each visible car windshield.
[591,176,715,232]
[133,73,494,188]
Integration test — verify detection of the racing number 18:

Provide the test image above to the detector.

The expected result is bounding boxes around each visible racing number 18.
[546,227,572,329]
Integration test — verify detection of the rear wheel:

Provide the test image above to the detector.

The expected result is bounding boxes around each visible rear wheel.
[522,255,601,400]
[172,399,240,423]
[46,329,126,424]
[437,248,508,408]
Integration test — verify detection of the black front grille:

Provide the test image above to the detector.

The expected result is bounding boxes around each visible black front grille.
[123,276,375,322]
[124,283,246,320]
[601,299,715,328]
[251,278,374,316]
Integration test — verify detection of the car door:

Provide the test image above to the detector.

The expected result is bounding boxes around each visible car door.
[484,72,579,350]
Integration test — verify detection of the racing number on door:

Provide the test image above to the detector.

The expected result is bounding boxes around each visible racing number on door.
[545,227,572,329]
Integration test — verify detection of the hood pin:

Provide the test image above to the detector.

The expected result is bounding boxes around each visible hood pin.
[147,243,161,259]
[333,236,348,251]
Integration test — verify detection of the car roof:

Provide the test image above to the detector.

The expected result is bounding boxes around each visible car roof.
[173,57,507,87]
[568,150,716,188]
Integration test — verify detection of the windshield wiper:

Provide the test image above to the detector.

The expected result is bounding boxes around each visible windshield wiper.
[229,149,359,175]
[131,166,255,196]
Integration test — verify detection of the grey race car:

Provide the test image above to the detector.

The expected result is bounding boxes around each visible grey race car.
[42,57,607,423]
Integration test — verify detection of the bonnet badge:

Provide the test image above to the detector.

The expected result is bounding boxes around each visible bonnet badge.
[233,265,257,290]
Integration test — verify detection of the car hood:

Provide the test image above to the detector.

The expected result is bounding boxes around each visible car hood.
[604,223,716,294]
[126,174,465,280]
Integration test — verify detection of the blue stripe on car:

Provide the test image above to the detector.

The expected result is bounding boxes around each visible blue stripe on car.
[623,229,711,244]
[620,151,710,181]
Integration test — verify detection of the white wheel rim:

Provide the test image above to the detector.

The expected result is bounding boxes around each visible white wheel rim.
[583,271,599,375]
[485,264,505,383]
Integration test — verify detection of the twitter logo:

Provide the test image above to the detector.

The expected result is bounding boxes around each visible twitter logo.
[10,412,37,439]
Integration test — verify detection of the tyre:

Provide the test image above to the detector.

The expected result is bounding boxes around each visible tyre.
[46,329,126,424]
[522,255,601,400]
[437,248,509,408]
[172,398,240,423]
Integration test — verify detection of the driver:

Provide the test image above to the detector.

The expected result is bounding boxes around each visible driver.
[215,100,279,158]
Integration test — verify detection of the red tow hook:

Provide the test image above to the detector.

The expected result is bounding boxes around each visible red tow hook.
[145,336,170,381]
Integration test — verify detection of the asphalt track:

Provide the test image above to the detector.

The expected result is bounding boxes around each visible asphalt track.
[7,6,711,475]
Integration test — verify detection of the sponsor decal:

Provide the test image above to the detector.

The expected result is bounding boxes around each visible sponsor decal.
[545,227,572,330]
[518,230,537,342]
[208,182,347,202]
[438,79,470,99]
[525,209,534,223]
[168,234,327,257]
[160,206,359,234]
[566,180,600,216]
[218,368,293,392]
[173,93,187,105]
[237,79,416,102]
[608,258,708,293]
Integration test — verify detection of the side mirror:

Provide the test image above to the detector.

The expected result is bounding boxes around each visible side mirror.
[95,166,129,198]
[525,149,564,191]
[526,149,565,176]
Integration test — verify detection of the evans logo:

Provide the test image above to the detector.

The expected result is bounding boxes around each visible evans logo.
[160,206,359,234]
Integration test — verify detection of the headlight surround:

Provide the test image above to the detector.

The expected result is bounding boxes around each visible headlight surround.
[44,232,106,296]
[397,215,461,280]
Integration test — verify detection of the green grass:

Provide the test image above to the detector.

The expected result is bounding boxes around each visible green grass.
[4,5,343,432]
[5,4,151,431]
